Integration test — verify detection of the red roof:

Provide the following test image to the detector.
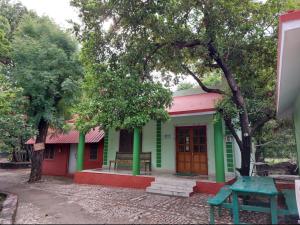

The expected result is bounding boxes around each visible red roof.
[26,127,104,145]
[168,93,221,115]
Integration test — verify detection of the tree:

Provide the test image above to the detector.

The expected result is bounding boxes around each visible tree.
[0,14,34,160]
[71,0,296,175]
[9,15,82,182]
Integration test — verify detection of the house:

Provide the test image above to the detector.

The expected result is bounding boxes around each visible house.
[277,9,300,174]
[27,128,104,176]
[75,88,241,194]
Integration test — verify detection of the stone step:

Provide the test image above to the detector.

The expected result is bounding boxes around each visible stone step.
[150,183,194,192]
[153,178,197,186]
[146,177,196,197]
[146,187,191,197]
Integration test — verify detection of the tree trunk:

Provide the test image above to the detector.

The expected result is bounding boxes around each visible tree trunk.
[28,119,48,183]
[239,135,252,176]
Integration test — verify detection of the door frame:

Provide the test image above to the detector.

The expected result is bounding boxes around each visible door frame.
[175,125,208,174]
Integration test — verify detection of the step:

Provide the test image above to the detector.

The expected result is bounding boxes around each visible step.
[146,187,191,197]
[153,179,197,187]
[150,183,194,192]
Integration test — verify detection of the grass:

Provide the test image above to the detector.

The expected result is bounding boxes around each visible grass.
[265,158,293,165]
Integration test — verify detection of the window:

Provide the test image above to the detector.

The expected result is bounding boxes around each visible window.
[44,145,55,159]
[90,143,98,160]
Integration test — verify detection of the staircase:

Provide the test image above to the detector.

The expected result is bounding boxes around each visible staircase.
[146,177,197,197]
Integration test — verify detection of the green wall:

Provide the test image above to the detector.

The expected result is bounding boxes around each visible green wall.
[294,94,300,174]
[106,114,236,177]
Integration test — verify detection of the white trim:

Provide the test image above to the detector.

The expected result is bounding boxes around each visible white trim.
[170,111,216,117]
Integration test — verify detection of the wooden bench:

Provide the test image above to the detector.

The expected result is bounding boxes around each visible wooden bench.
[109,152,151,172]
[278,189,298,217]
[207,185,232,224]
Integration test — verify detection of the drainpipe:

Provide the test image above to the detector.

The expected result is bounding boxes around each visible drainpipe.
[76,132,85,171]
[214,113,225,182]
[132,127,141,176]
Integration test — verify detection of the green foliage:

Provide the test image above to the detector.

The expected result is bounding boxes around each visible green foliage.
[255,120,297,159]
[176,82,195,91]
[75,64,172,133]
[0,74,36,152]
[202,71,222,87]
[8,15,83,130]
[0,0,28,39]
[0,16,11,64]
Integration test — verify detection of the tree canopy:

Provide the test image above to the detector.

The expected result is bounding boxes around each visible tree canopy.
[10,15,83,129]
[75,63,172,133]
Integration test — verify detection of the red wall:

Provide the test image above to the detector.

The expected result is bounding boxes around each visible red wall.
[74,171,155,189]
[42,141,104,176]
[83,140,104,170]
[42,144,69,176]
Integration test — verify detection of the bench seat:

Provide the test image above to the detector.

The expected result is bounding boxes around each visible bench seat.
[207,185,232,224]
[208,185,232,206]
[109,152,151,172]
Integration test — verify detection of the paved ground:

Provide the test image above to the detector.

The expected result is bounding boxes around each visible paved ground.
[0,169,295,224]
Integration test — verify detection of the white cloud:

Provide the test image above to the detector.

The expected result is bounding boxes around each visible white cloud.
[16,0,80,29]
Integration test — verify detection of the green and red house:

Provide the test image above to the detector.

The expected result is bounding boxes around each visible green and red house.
[74,88,241,193]
[27,88,241,194]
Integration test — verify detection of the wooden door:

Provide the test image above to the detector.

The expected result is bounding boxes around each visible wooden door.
[176,126,208,175]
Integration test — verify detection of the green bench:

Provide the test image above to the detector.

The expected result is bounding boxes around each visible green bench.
[278,189,298,217]
[207,185,233,224]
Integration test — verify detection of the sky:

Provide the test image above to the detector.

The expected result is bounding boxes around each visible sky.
[17,0,80,29]
[16,0,196,90]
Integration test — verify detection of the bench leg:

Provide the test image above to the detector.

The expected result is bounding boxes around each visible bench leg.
[232,191,240,224]
[270,196,278,225]
[210,205,215,224]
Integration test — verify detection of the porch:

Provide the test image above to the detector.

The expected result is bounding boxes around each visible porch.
[74,168,236,195]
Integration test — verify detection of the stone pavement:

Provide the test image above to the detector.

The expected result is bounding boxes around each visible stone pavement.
[0,169,290,224]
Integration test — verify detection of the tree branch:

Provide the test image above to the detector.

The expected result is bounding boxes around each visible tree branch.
[250,110,275,136]
[207,41,251,136]
[171,39,206,49]
[181,64,225,94]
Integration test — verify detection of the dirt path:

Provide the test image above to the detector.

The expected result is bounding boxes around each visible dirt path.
[0,169,100,224]
[0,169,287,224]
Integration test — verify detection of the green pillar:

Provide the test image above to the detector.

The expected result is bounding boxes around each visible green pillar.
[132,127,141,176]
[214,113,225,182]
[76,132,85,171]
